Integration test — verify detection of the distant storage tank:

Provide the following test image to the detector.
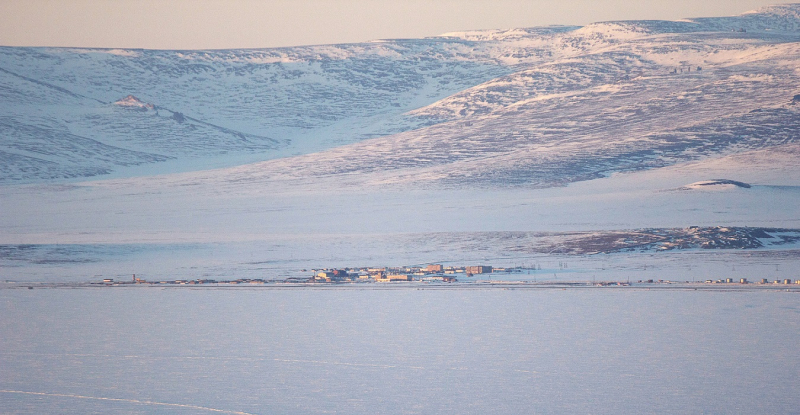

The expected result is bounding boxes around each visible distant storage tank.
[761,279,769,284]
[784,279,793,285]
[740,278,748,284]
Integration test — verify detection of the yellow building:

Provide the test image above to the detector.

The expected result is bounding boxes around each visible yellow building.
[376,274,412,282]
[315,271,334,282]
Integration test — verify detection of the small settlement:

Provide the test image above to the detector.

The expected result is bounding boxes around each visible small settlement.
[87,267,800,287]
[309,264,497,283]
[95,265,499,285]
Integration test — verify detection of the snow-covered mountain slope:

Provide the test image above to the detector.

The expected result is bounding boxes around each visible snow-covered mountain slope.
[3,5,800,282]
[0,41,511,183]
[126,43,800,191]
[3,4,800,185]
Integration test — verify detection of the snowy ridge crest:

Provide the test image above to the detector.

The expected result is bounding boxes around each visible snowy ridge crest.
[439,26,580,41]
[743,3,800,18]
[692,3,800,32]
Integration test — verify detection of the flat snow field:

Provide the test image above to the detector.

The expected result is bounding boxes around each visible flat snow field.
[1,287,798,414]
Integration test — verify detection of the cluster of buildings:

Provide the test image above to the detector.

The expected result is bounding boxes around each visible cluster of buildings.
[94,265,500,286]
[704,278,797,285]
[638,278,798,285]
[94,267,797,287]
[310,264,497,283]
[101,276,268,285]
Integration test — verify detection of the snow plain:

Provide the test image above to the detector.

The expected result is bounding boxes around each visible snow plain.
[2,287,799,414]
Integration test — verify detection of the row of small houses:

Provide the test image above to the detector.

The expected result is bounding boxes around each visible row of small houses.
[705,278,797,285]
[97,266,498,285]
[312,264,495,283]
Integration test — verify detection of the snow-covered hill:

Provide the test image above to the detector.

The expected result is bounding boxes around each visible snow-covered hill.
[3,5,800,281]
[3,4,800,185]
[0,40,511,182]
